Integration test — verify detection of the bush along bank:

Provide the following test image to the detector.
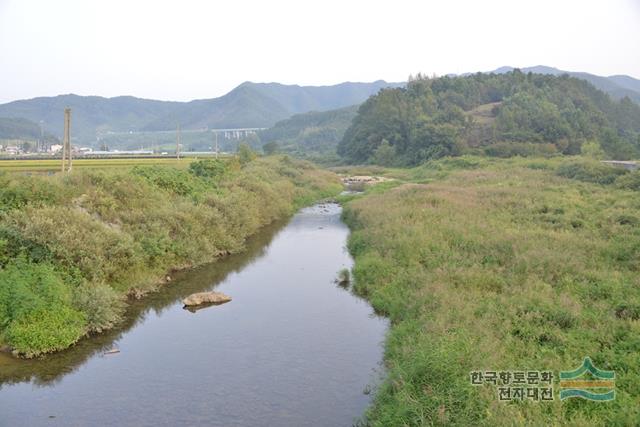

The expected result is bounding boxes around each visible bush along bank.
[342,157,639,426]
[0,156,341,357]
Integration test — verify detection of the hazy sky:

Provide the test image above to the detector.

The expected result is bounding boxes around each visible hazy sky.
[1,0,639,103]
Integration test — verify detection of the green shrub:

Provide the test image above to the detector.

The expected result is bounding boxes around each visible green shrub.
[581,140,605,159]
[556,160,628,184]
[615,170,640,191]
[188,159,229,179]
[0,259,88,356]
[132,165,205,197]
[0,225,54,266]
[484,141,557,158]
[0,174,64,213]
[6,306,86,357]
[0,259,73,329]
[73,283,124,333]
[237,143,257,165]
[0,157,340,355]
[7,206,145,286]
[525,161,553,170]
[262,141,280,155]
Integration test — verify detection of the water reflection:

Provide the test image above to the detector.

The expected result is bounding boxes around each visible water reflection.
[0,204,388,427]
[0,219,285,387]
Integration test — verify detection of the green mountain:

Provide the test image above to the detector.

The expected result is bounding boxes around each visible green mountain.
[245,80,400,112]
[0,95,180,144]
[608,75,640,94]
[490,66,640,103]
[0,81,401,145]
[338,71,640,165]
[0,117,58,143]
[258,105,358,157]
[142,84,291,131]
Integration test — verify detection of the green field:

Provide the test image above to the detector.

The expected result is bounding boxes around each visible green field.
[0,157,216,172]
[340,156,640,426]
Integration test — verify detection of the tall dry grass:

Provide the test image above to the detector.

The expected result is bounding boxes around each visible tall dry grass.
[344,158,640,425]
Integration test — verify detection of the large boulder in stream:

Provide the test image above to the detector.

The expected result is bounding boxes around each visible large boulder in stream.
[182,291,232,307]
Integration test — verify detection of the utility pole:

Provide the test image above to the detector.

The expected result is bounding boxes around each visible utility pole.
[176,123,181,160]
[215,131,219,159]
[61,108,72,173]
[39,120,44,153]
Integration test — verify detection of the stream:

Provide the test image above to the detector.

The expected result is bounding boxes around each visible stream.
[0,203,388,427]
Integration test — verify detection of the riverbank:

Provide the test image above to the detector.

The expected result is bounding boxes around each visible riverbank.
[0,202,387,427]
[0,156,341,357]
[342,156,639,425]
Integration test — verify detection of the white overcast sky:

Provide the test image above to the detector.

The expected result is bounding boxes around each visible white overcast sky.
[0,0,639,103]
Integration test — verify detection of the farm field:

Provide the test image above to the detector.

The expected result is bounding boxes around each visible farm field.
[0,156,221,172]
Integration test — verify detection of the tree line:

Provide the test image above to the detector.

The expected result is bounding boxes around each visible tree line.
[337,71,640,165]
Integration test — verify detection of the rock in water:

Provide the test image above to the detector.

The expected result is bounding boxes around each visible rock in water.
[182,291,232,307]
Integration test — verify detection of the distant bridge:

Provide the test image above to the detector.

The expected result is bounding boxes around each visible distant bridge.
[104,127,266,140]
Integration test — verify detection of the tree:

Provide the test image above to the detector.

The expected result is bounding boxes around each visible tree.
[237,143,257,165]
[599,128,637,160]
[371,139,396,166]
[408,121,463,164]
[189,159,228,178]
[338,71,640,164]
[263,141,280,155]
[581,140,605,159]
[20,141,35,153]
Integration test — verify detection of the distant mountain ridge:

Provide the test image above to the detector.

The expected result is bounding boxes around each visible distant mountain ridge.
[0,117,58,142]
[2,68,638,146]
[258,105,359,158]
[487,66,640,103]
[0,81,402,143]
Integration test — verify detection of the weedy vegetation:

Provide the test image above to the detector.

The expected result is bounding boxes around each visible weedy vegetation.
[0,156,341,356]
[336,268,351,285]
[343,156,640,426]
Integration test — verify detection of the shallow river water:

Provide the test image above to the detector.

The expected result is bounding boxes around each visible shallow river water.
[0,203,388,427]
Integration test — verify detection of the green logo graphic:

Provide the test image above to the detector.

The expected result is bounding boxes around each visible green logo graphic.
[559,357,615,401]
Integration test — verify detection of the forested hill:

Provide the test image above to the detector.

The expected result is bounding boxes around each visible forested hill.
[0,96,180,144]
[338,71,640,165]
[489,66,640,104]
[258,105,358,157]
[142,81,398,131]
[0,117,58,143]
[0,81,400,143]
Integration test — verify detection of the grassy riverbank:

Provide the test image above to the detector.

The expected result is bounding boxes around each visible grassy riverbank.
[0,156,341,357]
[343,157,639,425]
